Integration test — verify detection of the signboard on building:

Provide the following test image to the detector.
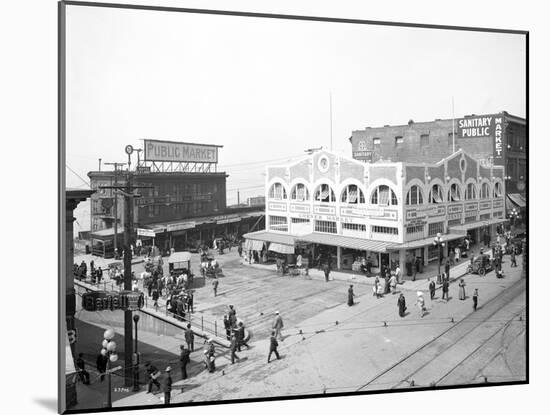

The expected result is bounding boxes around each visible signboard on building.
[166,222,196,232]
[82,290,144,312]
[290,204,310,213]
[352,150,374,162]
[456,114,505,166]
[137,228,156,238]
[269,202,287,212]
[144,139,219,164]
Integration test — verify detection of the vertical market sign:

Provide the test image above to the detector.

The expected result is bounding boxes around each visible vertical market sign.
[143,139,220,164]
[457,114,504,165]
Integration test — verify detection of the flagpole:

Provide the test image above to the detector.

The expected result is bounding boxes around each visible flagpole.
[452,96,456,153]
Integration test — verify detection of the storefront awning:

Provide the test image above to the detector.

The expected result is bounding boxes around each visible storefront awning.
[507,193,526,209]
[392,232,466,250]
[296,233,393,253]
[449,217,509,233]
[243,231,296,245]
[268,243,295,254]
[246,239,265,251]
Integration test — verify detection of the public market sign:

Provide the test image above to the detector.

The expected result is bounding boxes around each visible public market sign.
[82,290,144,312]
[144,139,219,163]
[457,114,504,165]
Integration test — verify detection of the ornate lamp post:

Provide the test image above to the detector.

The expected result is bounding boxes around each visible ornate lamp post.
[433,232,446,284]
[101,328,118,408]
[133,314,140,391]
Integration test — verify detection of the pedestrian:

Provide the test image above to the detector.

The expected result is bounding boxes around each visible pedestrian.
[395,265,402,284]
[223,315,231,340]
[152,287,160,311]
[187,291,194,313]
[511,250,517,267]
[323,262,330,282]
[428,278,436,300]
[444,259,451,281]
[184,323,194,351]
[389,274,397,294]
[454,246,461,263]
[236,321,250,350]
[162,367,172,405]
[90,260,95,275]
[458,278,466,300]
[397,293,407,317]
[229,334,240,364]
[473,288,479,311]
[97,266,103,284]
[384,273,391,295]
[415,291,426,317]
[145,362,161,393]
[212,278,219,297]
[412,257,417,281]
[238,244,243,258]
[296,253,303,269]
[179,345,190,380]
[267,331,280,363]
[272,311,284,341]
[442,278,449,301]
[96,352,108,382]
[76,353,90,385]
[228,305,237,327]
[347,284,355,306]
[176,296,185,321]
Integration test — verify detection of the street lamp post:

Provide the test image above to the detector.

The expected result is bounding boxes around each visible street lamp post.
[433,232,446,284]
[133,314,140,392]
[101,328,118,408]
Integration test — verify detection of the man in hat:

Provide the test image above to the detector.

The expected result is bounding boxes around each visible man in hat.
[229,334,240,364]
[347,285,355,306]
[184,323,194,352]
[272,311,284,341]
[267,331,280,363]
[428,278,436,300]
[179,345,190,380]
[228,305,237,328]
[223,315,232,340]
[473,289,479,311]
[442,278,450,301]
[212,278,219,297]
[162,367,172,405]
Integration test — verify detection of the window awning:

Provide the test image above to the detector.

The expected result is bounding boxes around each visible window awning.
[449,217,509,233]
[392,232,466,250]
[243,231,296,245]
[268,243,295,254]
[295,233,393,253]
[507,193,526,209]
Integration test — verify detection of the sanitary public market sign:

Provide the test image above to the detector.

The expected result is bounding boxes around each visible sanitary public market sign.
[82,290,144,312]
[144,139,219,163]
[457,114,504,164]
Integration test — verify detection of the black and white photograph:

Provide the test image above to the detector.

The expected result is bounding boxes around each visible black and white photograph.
[56,1,531,413]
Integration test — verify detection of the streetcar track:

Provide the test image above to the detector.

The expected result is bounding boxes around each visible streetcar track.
[355,278,525,391]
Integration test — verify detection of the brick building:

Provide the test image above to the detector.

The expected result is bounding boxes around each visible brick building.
[244,149,506,277]
[349,111,526,214]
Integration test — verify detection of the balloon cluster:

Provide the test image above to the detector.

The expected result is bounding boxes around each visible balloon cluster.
[100,328,119,362]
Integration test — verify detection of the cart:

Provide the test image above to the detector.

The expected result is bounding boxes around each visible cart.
[168,251,205,289]
[467,254,493,276]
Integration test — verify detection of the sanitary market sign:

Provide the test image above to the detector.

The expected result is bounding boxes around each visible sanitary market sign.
[144,139,221,163]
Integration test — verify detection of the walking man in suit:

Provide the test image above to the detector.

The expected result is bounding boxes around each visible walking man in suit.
[162,367,172,405]
[272,311,284,341]
[179,345,190,380]
[267,331,280,363]
[185,324,194,351]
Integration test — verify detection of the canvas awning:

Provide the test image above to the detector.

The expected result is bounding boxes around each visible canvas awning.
[248,240,265,251]
[449,217,509,233]
[392,232,466,250]
[295,233,393,253]
[243,231,296,245]
[507,193,526,209]
[268,243,295,254]
[168,252,192,263]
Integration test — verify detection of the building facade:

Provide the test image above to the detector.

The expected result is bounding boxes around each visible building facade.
[245,149,506,276]
[349,111,526,211]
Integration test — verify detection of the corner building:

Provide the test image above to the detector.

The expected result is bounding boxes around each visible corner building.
[245,149,506,277]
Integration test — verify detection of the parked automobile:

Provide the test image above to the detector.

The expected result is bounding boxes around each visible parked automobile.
[467,254,493,276]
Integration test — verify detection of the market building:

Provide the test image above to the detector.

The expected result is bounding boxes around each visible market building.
[349,111,526,219]
[88,140,264,256]
[244,149,506,278]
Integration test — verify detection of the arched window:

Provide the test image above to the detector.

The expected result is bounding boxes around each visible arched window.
[406,185,424,205]
[314,183,336,203]
[291,183,309,201]
[371,185,398,206]
[429,184,445,204]
[341,184,365,204]
[493,181,503,198]
[269,183,287,200]
[465,183,477,200]
[448,183,462,202]
[481,182,490,199]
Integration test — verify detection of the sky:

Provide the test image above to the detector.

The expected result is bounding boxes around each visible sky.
[65,4,526,233]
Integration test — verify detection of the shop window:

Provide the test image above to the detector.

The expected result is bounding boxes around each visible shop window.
[342,223,366,232]
[314,183,336,203]
[291,183,309,201]
[406,225,424,234]
[373,137,380,146]
[481,182,491,199]
[341,184,365,204]
[371,185,398,206]
[269,216,288,232]
[493,181,503,198]
[480,213,491,221]
[420,134,429,146]
[465,183,477,200]
[448,183,462,202]
[429,184,445,204]
[406,185,424,205]
[372,225,398,235]
[269,183,287,200]
[314,220,337,234]
[395,136,403,145]
[291,217,310,224]
[428,222,444,236]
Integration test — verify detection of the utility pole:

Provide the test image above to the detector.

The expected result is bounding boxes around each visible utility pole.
[100,172,150,387]
[105,162,125,257]
[237,190,240,206]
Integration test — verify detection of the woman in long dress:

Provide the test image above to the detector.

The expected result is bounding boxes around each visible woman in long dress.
[397,293,407,317]
[415,291,426,317]
[347,285,355,306]
[458,279,466,300]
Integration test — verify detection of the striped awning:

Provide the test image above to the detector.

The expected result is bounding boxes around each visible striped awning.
[393,232,466,250]
[507,193,526,209]
[295,233,393,253]
[268,243,295,254]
